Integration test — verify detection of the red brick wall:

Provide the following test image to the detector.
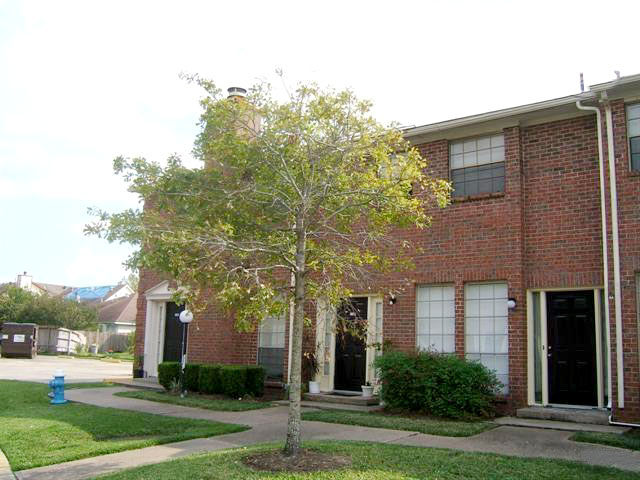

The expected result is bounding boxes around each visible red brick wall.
[608,99,640,423]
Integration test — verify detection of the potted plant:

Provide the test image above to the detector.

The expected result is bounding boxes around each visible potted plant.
[361,381,374,397]
[302,352,321,394]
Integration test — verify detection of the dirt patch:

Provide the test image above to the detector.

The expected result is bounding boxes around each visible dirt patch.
[243,449,351,473]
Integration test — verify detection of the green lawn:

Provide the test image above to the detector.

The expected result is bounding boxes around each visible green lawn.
[115,389,274,412]
[301,409,495,437]
[66,382,116,389]
[75,352,134,362]
[571,429,640,451]
[93,441,640,480]
[0,380,247,471]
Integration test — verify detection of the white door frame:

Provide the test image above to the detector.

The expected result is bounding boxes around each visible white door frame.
[315,294,383,393]
[527,287,606,409]
[143,281,173,378]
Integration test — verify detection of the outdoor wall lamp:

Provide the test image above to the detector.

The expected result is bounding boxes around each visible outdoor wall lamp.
[507,298,517,310]
[389,294,397,306]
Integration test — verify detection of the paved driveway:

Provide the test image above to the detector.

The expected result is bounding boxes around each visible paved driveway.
[0,356,132,383]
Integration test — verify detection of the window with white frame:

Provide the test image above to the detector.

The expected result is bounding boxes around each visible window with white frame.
[258,313,286,380]
[465,283,509,391]
[450,134,505,197]
[416,285,455,353]
[627,104,640,171]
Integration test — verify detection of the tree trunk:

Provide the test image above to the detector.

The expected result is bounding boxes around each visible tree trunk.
[284,225,306,456]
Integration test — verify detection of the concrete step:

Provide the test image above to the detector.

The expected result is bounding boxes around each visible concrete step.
[516,406,609,425]
[303,392,380,406]
[275,399,382,412]
[496,416,629,433]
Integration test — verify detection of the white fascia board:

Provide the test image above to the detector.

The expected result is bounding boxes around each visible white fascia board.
[404,92,596,139]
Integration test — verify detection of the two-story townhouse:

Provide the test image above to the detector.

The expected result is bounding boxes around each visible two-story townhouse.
[135,74,640,424]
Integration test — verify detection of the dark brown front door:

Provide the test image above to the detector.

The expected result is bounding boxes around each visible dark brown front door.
[547,291,597,406]
[163,302,185,362]
[334,297,368,392]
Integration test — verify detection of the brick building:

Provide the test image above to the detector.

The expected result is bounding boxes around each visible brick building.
[135,74,640,424]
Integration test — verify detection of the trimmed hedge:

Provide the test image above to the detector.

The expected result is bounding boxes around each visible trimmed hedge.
[158,361,180,391]
[159,361,266,398]
[184,363,202,391]
[245,366,266,397]
[198,364,222,394]
[220,366,247,398]
[374,350,501,419]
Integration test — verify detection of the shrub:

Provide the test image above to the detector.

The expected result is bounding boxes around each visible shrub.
[184,363,202,392]
[158,361,180,391]
[220,365,247,398]
[198,364,222,394]
[374,350,500,419]
[244,365,266,397]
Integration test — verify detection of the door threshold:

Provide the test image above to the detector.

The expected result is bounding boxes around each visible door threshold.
[332,389,362,396]
[546,403,606,411]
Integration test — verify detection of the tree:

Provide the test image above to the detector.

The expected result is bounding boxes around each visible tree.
[88,77,450,456]
[0,285,98,330]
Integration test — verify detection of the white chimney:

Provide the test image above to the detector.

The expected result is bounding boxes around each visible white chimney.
[16,271,32,291]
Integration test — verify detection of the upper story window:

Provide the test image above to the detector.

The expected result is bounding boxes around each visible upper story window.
[450,134,505,197]
[627,104,640,171]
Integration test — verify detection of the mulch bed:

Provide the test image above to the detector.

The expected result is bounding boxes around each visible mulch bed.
[243,448,352,473]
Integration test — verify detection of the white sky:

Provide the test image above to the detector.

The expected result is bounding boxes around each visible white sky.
[1,0,639,286]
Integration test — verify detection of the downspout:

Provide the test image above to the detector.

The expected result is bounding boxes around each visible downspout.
[602,94,625,411]
[575,100,612,409]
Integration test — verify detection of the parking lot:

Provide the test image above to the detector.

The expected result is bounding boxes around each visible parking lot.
[0,355,132,383]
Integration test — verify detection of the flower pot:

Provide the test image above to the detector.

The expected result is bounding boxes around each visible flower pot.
[308,381,321,394]
[361,385,374,397]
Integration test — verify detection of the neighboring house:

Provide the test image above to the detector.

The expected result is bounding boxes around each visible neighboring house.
[12,272,73,297]
[136,74,640,425]
[97,294,137,334]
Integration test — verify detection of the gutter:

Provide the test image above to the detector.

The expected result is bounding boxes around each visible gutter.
[601,93,625,411]
[575,100,612,410]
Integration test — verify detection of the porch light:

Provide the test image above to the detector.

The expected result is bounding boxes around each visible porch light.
[507,298,517,310]
[389,295,397,306]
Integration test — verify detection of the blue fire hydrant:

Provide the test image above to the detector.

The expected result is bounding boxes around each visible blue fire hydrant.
[48,369,68,405]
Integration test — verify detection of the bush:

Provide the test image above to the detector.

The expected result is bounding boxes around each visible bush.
[198,364,222,394]
[244,366,266,397]
[158,361,181,391]
[184,363,202,392]
[220,365,247,398]
[374,350,500,419]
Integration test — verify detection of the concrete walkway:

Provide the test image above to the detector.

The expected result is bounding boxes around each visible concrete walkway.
[0,447,15,480]
[14,387,640,480]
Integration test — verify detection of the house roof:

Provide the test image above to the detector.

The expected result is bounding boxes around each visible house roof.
[403,72,640,144]
[65,285,118,301]
[98,293,138,325]
[32,282,73,297]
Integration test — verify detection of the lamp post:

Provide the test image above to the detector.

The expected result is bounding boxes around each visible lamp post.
[178,309,193,398]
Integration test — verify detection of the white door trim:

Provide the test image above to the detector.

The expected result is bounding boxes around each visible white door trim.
[143,281,174,378]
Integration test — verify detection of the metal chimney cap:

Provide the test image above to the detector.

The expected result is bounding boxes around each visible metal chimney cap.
[227,86,247,98]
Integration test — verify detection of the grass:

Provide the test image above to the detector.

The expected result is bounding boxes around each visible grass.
[115,389,274,412]
[75,352,134,362]
[93,441,640,479]
[571,429,640,451]
[301,409,495,437]
[0,380,247,471]
[65,381,116,389]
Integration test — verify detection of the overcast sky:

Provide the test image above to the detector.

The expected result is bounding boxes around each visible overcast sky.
[1,0,638,287]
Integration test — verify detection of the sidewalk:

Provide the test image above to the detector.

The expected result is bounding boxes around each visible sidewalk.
[14,387,640,480]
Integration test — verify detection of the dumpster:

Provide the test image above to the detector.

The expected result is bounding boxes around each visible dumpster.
[1,323,38,358]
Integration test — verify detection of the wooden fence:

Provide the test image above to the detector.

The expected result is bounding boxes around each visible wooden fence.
[79,330,130,353]
[37,327,86,354]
